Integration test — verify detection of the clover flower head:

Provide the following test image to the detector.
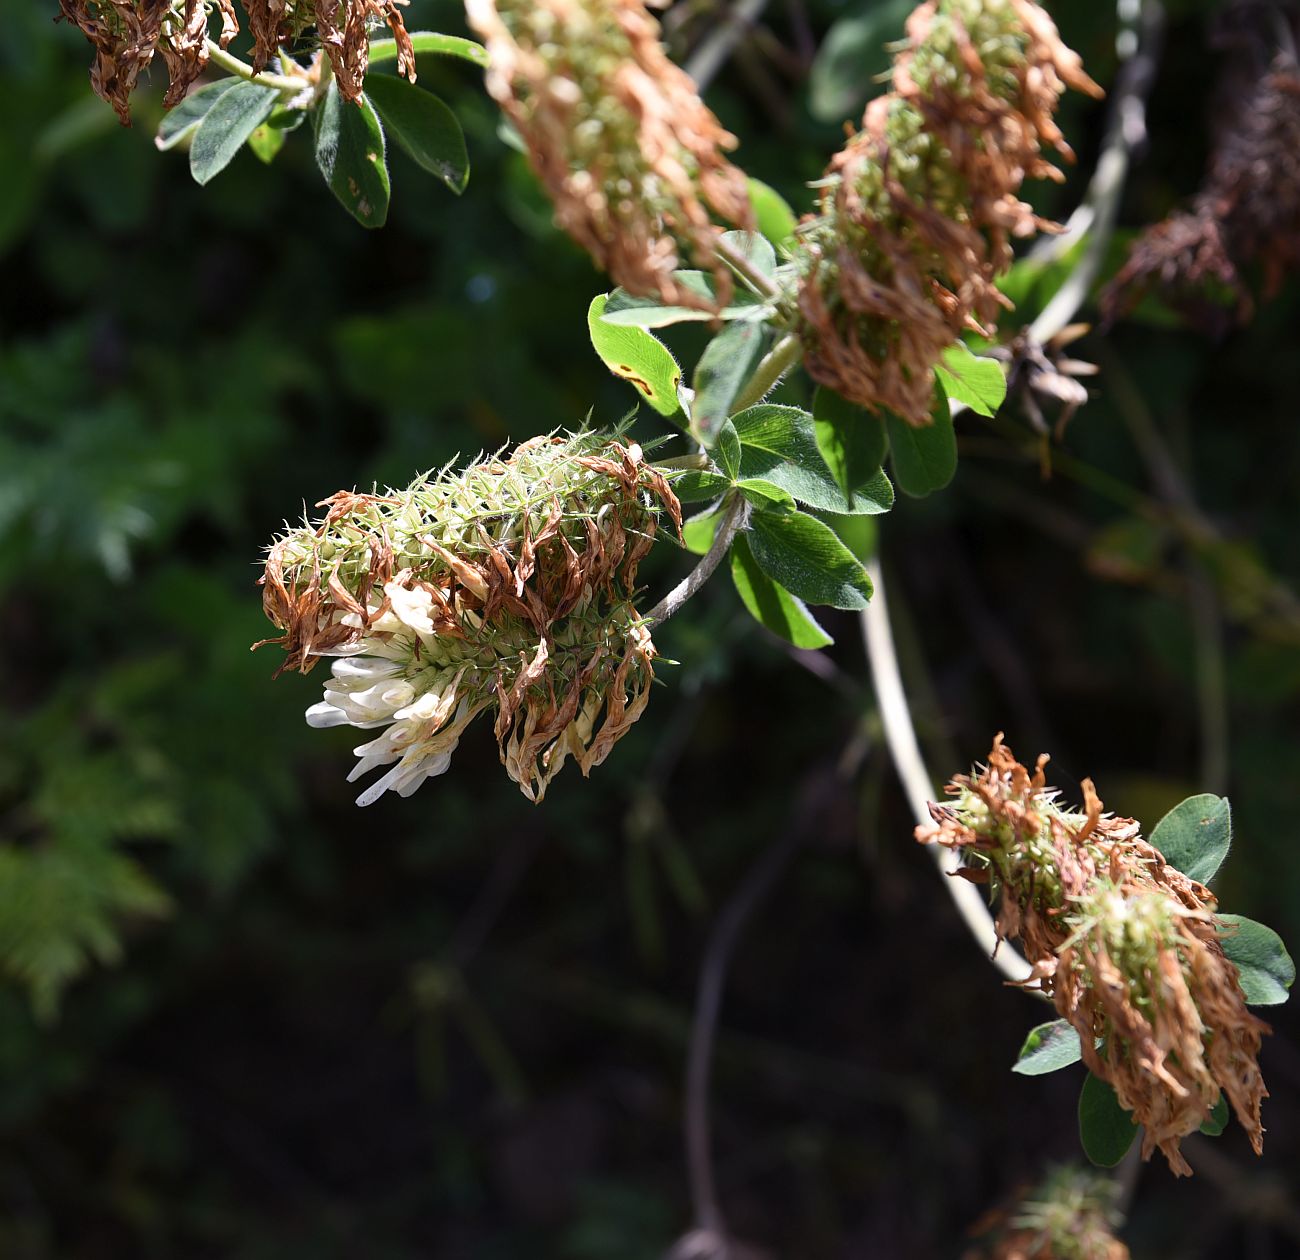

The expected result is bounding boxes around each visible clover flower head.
[918,735,1270,1175]
[466,0,754,311]
[257,432,680,804]
[793,0,1101,425]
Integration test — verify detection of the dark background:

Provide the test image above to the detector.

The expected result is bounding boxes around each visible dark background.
[1,0,1298,1255]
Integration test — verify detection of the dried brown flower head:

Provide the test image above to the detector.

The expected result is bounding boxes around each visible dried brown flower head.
[918,735,1270,1175]
[315,0,415,102]
[57,0,237,123]
[60,0,415,123]
[465,0,754,311]
[794,0,1100,425]
[257,432,681,803]
[1105,12,1300,330]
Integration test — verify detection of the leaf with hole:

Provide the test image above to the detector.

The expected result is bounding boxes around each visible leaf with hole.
[587,295,682,417]
[731,535,834,648]
[313,84,390,228]
[189,81,279,185]
[747,509,873,610]
[1078,1072,1137,1167]
[1217,914,1294,1005]
[363,74,468,194]
[1150,794,1231,885]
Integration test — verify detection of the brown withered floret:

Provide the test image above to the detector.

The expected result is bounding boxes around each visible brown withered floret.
[315,0,415,102]
[1106,7,1300,330]
[58,0,168,124]
[466,0,753,312]
[918,735,1270,1176]
[795,0,1100,425]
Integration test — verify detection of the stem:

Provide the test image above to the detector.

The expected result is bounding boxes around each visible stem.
[730,333,801,414]
[860,557,1034,985]
[713,237,781,301]
[1028,0,1163,343]
[645,496,749,626]
[205,39,310,92]
[684,0,772,90]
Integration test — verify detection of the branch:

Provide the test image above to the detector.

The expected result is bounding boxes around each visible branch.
[860,558,1033,985]
[204,40,312,92]
[729,333,801,414]
[684,0,772,90]
[1029,0,1164,344]
[645,496,749,626]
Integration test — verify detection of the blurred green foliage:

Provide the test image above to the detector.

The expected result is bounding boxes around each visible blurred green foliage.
[1,0,1299,1256]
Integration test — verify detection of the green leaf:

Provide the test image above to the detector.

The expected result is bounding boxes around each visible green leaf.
[746,177,798,252]
[189,81,279,185]
[1078,1073,1137,1167]
[673,469,733,504]
[747,510,873,610]
[1217,914,1295,1005]
[718,229,777,278]
[814,511,877,564]
[367,31,489,68]
[602,272,766,327]
[692,322,765,444]
[812,386,888,505]
[731,535,834,648]
[808,0,913,123]
[683,506,724,556]
[156,79,239,152]
[935,342,1007,416]
[715,420,742,478]
[736,479,796,513]
[313,85,390,228]
[1013,1019,1085,1076]
[246,121,286,164]
[886,390,956,498]
[362,73,468,194]
[1200,1094,1229,1137]
[733,405,894,515]
[587,295,682,417]
[1150,794,1231,885]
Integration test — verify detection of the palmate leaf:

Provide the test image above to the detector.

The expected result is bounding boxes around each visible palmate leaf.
[732,405,894,515]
